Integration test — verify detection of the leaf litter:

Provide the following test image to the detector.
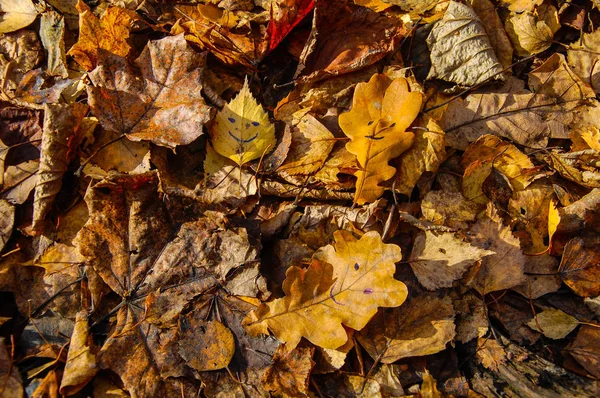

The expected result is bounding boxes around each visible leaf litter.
[1,0,600,397]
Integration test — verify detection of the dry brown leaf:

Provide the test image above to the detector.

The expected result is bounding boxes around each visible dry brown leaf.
[1,159,38,204]
[409,231,495,290]
[39,11,68,78]
[529,53,595,105]
[67,0,135,71]
[277,110,335,177]
[476,337,506,371]
[505,5,560,56]
[339,74,422,204]
[421,190,481,228]
[427,1,503,86]
[33,103,88,232]
[0,337,22,398]
[0,199,14,252]
[244,230,407,350]
[0,0,38,33]
[469,206,527,294]
[178,317,235,372]
[356,292,456,363]
[568,30,600,93]
[60,311,98,396]
[470,0,514,69]
[454,292,489,343]
[0,30,43,101]
[295,0,406,84]
[262,346,315,397]
[441,87,570,150]
[88,34,213,148]
[512,254,561,299]
[559,238,600,298]
[393,115,446,196]
[527,309,578,340]
[564,325,600,379]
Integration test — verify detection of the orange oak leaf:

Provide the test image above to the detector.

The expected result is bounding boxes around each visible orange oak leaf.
[243,230,408,350]
[87,34,213,148]
[339,74,422,205]
[67,0,136,71]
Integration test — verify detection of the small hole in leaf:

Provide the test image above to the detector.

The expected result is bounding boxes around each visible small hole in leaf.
[367,120,374,126]
[228,117,236,123]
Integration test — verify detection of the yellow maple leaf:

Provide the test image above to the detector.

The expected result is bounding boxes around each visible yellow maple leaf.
[243,230,408,350]
[210,78,276,167]
[67,0,135,71]
[339,74,422,205]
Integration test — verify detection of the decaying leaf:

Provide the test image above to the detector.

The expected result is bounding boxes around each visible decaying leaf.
[60,311,98,396]
[178,317,235,372]
[33,103,88,232]
[88,34,213,148]
[262,345,315,397]
[393,115,446,196]
[295,0,406,84]
[427,1,503,86]
[0,199,14,252]
[505,4,560,56]
[244,230,408,350]
[421,190,481,228]
[564,325,600,379]
[39,11,68,78]
[512,254,561,299]
[476,337,506,371]
[68,0,135,71]
[409,231,495,290]
[339,74,422,204]
[568,29,600,93]
[527,309,579,340]
[0,30,43,100]
[441,82,571,150]
[210,78,276,166]
[559,238,600,298]
[356,293,455,363]
[0,0,38,33]
[469,206,527,294]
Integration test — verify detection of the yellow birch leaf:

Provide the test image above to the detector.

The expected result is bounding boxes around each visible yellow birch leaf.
[243,230,408,350]
[339,74,422,205]
[210,78,276,167]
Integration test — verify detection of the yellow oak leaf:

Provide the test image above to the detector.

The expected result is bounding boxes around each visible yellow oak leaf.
[210,78,276,167]
[243,230,408,350]
[339,74,422,205]
[67,0,135,71]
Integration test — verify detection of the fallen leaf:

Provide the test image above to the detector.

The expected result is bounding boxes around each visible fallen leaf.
[243,230,408,350]
[210,78,276,167]
[454,292,489,343]
[559,238,600,298]
[512,254,561,299]
[470,0,514,69]
[527,309,578,339]
[88,34,213,148]
[0,337,23,397]
[427,1,503,87]
[266,0,315,52]
[556,189,600,233]
[339,74,422,204]
[67,0,135,71]
[262,345,315,397]
[0,30,43,101]
[0,0,38,33]
[1,159,38,205]
[568,29,600,93]
[295,0,406,84]
[39,11,68,78]
[469,206,527,294]
[563,325,600,378]
[33,103,88,232]
[528,53,595,105]
[356,293,456,363]
[419,369,441,398]
[409,231,495,290]
[0,200,14,252]
[393,115,446,196]
[60,311,98,396]
[476,337,506,371]
[505,4,560,56]
[441,86,570,150]
[421,190,481,228]
[277,110,335,177]
[178,317,235,372]
[500,0,543,13]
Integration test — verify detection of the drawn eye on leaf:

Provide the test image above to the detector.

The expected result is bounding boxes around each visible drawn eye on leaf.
[210,77,276,167]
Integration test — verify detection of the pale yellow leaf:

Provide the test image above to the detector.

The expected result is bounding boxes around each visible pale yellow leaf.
[527,309,579,339]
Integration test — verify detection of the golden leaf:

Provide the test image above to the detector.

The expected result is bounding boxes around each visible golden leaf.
[210,78,276,167]
[0,0,38,33]
[243,230,407,350]
[527,309,578,340]
[339,74,422,204]
[67,0,135,71]
[505,4,559,56]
